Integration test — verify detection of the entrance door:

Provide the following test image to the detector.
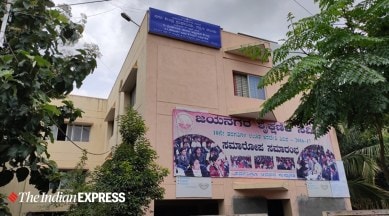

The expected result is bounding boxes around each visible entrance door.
[267,199,285,216]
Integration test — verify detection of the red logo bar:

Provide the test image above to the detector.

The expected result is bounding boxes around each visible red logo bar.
[8,192,18,203]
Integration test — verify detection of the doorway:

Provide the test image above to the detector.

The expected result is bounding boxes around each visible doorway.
[267,199,285,216]
[154,199,219,216]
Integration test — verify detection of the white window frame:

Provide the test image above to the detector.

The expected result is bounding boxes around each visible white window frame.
[50,124,91,142]
[233,72,266,100]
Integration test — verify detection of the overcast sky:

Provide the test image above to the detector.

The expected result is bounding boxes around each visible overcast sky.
[53,0,319,99]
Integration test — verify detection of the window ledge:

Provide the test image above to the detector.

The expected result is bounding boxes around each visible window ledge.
[233,182,288,191]
[229,108,276,121]
[225,42,269,62]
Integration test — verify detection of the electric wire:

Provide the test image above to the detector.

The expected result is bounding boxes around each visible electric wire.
[85,7,118,18]
[66,0,112,6]
[73,7,118,19]
[291,0,314,15]
[289,1,346,26]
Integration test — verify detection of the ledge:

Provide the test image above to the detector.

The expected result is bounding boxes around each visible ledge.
[120,66,137,92]
[233,182,288,191]
[225,42,269,61]
[104,107,115,121]
[229,107,277,121]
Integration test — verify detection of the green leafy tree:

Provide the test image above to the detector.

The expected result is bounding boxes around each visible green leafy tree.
[0,0,98,193]
[67,108,169,216]
[0,193,11,216]
[337,125,389,209]
[258,0,389,181]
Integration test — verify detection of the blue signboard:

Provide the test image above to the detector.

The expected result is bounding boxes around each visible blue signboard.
[149,8,222,49]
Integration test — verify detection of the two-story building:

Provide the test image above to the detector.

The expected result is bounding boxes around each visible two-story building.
[3,8,351,216]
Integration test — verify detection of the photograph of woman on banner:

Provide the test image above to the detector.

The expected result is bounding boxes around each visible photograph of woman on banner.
[296,144,339,181]
[209,154,229,177]
[206,146,219,164]
[190,147,207,165]
[185,159,210,177]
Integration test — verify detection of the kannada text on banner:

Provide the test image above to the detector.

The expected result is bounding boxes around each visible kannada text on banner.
[173,109,340,180]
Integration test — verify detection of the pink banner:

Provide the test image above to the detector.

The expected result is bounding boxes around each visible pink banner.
[173,109,339,180]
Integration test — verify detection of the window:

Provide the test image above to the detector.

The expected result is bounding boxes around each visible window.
[107,120,114,138]
[49,170,70,190]
[105,107,115,139]
[121,64,137,108]
[51,124,91,142]
[129,85,136,107]
[233,72,266,100]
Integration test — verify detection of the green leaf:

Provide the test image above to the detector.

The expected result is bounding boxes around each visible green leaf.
[42,104,60,116]
[18,50,34,60]
[0,170,14,187]
[57,13,69,24]
[34,56,51,67]
[16,167,29,182]
[45,0,55,7]
[0,55,13,64]
[22,1,31,9]
[6,145,19,158]
[0,70,13,79]
[46,160,57,169]
[36,144,47,156]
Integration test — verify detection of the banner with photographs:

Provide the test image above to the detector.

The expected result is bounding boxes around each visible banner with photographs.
[173,109,340,180]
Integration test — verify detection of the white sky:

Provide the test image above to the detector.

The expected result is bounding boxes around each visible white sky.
[53,0,319,99]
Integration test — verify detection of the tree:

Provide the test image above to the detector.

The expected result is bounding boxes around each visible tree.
[0,0,98,193]
[337,124,389,209]
[0,193,11,216]
[67,108,169,216]
[258,0,389,181]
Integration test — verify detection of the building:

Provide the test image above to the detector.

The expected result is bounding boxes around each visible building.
[3,8,351,216]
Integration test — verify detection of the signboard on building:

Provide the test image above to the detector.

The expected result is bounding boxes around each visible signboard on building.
[306,161,350,197]
[148,8,222,49]
[173,109,340,180]
[306,181,333,197]
[176,176,212,198]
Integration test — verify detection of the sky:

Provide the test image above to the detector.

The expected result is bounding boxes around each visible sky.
[53,0,319,99]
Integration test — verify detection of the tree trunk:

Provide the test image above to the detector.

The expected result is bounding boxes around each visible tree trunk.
[376,124,389,184]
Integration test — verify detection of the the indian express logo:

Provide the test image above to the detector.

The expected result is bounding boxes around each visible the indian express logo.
[15,191,125,203]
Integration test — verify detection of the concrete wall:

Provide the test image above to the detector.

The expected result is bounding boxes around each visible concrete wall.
[297,196,347,216]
